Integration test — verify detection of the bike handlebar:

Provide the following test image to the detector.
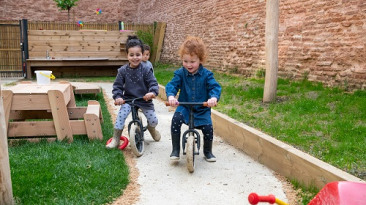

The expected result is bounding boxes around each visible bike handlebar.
[165,102,208,107]
[114,97,147,106]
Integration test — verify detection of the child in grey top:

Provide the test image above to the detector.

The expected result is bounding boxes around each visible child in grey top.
[106,36,161,149]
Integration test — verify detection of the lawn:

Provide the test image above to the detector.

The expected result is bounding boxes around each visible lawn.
[9,91,129,204]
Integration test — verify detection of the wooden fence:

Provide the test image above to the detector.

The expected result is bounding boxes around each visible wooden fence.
[0,20,162,78]
[0,23,23,78]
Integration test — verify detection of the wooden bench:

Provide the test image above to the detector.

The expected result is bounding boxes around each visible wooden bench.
[26,30,134,79]
[70,82,101,95]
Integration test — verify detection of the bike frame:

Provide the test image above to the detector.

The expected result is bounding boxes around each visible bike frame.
[177,102,204,155]
[125,98,147,139]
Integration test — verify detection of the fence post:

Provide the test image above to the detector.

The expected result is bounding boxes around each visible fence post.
[20,19,29,78]
[151,22,166,63]
[0,79,14,205]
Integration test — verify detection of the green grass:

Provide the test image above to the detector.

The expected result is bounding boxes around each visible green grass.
[9,91,129,204]
[153,63,366,203]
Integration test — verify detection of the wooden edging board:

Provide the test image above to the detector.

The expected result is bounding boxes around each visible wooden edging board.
[158,85,364,189]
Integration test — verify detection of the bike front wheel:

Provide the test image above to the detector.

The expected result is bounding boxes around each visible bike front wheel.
[129,122,144,157]
[186,133,195,173]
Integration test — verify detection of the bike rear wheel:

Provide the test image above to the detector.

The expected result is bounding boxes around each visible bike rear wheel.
[186,133,195,173]
[129,122,144,157]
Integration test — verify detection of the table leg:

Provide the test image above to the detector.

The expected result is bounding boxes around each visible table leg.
[48,90,73,142]
[1,90,13,132]
[26,61,32,79]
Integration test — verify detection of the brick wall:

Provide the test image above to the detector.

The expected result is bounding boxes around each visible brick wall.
[136,0,366,89]
[0,0,135,22]
[1,0,365,89]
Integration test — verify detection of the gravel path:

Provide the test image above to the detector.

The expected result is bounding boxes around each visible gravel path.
[98,82,289,205]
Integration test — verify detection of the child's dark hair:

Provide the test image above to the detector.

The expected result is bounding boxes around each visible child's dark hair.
[126,35,144,54]
[143,44,151,51]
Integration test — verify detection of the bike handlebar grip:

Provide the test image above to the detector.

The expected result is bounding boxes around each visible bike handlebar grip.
[248,193,276,204]
[165,102,170,106]
[114,100,125,106]
[203,102,208,107]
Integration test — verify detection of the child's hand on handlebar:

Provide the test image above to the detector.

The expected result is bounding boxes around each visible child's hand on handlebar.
[115,98,125,105]
[168,96,179,107]
[143,92,156,101]
[207,97,218,107]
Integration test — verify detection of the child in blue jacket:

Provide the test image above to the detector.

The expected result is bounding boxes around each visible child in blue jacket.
[166,36,221,162]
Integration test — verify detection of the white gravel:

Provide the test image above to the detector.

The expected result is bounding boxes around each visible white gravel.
[99,82,288,205]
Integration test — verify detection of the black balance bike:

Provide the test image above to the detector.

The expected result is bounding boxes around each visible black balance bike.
[116,97,147,157]
[166,101,208,173]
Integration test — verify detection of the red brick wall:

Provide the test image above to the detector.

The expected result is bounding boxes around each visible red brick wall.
[0,0,136,22]
[1,0,365,89]
[136,0,366,89]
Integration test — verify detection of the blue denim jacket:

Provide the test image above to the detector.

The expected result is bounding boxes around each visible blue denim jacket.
[165,65,221,126]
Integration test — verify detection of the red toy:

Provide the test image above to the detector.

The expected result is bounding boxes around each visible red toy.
[106,136,129,150]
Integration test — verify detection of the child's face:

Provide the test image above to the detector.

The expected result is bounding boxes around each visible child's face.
[182,54,201,74]
[142,50,150,62]
[127,46,142,68]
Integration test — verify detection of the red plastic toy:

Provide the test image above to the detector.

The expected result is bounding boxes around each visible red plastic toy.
[308,181,366,205]
[106,136,129,150]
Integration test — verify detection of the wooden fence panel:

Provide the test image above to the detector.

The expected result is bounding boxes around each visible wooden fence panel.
[0,23,23,78]
[28,30,131,59]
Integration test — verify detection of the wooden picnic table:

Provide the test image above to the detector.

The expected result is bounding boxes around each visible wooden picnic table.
[2,82,103,142]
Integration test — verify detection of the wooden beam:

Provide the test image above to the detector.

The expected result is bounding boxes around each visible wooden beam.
[84,101,103,140]
[263,0,279,103]
[48,90,73,142]
[0,82,14,204]
[151,22,167,63]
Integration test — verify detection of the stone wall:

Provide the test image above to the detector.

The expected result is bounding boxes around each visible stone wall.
[1,0,365,89]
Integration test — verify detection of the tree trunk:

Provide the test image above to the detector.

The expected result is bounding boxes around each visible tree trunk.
[263,0,279,103]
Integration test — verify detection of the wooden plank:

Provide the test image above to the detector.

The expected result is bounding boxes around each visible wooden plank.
[210,109,364,188]
[29,45,122,52]
[84,101,102,140]
[9,110,53,120]
[67,107,87,119]
[28,30,133,36]
[11,95,50,110]
[70,120,87,135]
[7,119,87,137]
[87,100,103,123]
[1,90,13,131]
[29,51,125,59]
[7,121,56,137]
[71,82,101,95]
[151,22,167,63]
[48,90,73,142]
[0,88,14,204]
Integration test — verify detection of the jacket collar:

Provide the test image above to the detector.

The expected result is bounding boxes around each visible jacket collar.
[184,64,204,76]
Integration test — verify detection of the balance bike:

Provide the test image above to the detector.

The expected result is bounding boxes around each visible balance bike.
[166,101,208,173]
[115,97,148,157]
